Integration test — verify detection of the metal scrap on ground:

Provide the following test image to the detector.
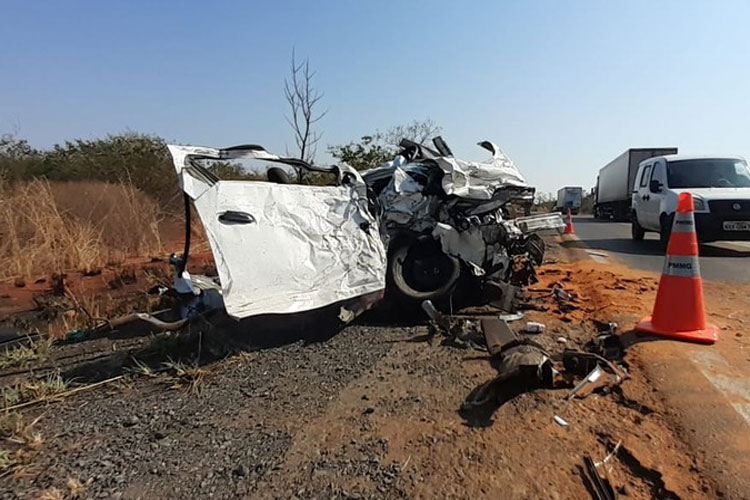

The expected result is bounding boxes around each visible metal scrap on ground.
[419,297,629,415]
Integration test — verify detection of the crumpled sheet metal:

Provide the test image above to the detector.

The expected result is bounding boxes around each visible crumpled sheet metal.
[168,145,223,199]
[435,141,529,200]
[378,167,433,229]
[497,343,550,378]
[512,213,566,233]
[168,145,387,319]
[432,223,486,269]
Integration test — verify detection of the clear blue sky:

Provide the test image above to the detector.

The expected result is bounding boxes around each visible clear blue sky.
[2,1,749,194]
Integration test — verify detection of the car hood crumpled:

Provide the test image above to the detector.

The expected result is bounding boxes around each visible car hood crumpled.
[435,141,529,200]
[168,145,387,319]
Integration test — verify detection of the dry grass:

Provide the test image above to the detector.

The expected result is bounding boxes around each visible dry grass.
[163,358,209,394]
[0,412,43,449]
[127,357,157,377]
[66,477,92,498]
[1,373,70,409]
[0,337,54,371]
[0,178,163,279]
[1,386,21,408]
[57,285,108,335]
[20,373,69,401]
[0,411,44,477]
[50,180,163,256]
[33,487,65,500]
[0,448,17,472]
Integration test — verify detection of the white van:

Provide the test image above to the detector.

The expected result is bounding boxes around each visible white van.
[631,155,750,244]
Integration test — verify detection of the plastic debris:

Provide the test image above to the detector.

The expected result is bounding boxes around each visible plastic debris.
[554,415,569,427]
[524,322,546,334]
[497,312,524,322]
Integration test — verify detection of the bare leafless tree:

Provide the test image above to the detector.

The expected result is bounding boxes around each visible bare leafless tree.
[284,49,327,163]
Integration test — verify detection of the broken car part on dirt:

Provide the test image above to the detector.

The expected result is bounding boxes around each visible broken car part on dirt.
[420,303,629,413]
[462,318,555,410]
[582,454,618,500]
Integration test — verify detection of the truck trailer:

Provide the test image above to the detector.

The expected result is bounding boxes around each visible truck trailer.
[594,148,678,220]
[555,186,583,214]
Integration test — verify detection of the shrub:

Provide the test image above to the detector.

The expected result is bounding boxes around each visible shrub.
[0,132,180,208]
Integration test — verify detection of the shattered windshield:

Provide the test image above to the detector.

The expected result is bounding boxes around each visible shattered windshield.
[667,159,750,188]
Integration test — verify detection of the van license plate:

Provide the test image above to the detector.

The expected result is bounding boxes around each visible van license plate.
[723,221,750,231]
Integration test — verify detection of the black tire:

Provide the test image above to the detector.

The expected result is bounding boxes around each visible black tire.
[388,239,461,304]
[660,213,674,247]
[523,233,546,266]
[631,213,645,241]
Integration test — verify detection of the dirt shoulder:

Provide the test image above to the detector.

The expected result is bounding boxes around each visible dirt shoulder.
[2,237,743,499]
[558,235,750,500]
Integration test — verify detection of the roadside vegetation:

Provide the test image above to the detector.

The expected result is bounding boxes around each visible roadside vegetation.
[0,132,173,280]
[0,132,177,202]
[0,338,54,371]
[328,118,442,170]
[0,411,44,475]
[1,372,69,409]
[0,177,164,279]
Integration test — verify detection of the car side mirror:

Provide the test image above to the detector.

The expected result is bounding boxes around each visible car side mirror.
[649,179,663,193]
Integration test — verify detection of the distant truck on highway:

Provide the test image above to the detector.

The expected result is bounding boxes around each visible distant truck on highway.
[555,186,583,214]
[631,154,750,244]
[594,148,678,220]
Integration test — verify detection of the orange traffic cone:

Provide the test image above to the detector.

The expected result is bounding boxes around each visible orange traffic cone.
[636,192,717,344]
[563,208,575,234]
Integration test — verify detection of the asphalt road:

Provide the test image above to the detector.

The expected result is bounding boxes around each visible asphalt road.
[569,215,750,283]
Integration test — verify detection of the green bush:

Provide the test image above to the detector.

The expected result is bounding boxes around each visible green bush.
[1,132,179,204]
[0,132,263,211]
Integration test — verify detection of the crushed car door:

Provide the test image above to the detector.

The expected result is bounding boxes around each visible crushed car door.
[169,145,387,319]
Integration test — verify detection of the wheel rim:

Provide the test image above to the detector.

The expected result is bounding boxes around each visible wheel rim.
[401,242,457,293]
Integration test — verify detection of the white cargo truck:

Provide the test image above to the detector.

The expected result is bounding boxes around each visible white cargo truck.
[555,186,583,214]
[595,148,678,220]
[631,154,750,244]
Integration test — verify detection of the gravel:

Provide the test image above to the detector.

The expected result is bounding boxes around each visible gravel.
[2,324,407,500]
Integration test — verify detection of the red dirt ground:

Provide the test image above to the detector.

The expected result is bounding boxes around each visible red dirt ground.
[3,237,748,499]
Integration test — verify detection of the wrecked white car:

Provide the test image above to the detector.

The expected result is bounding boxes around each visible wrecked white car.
[167,137,561,323]
[362,137,564,306]
[167,144,386,321]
